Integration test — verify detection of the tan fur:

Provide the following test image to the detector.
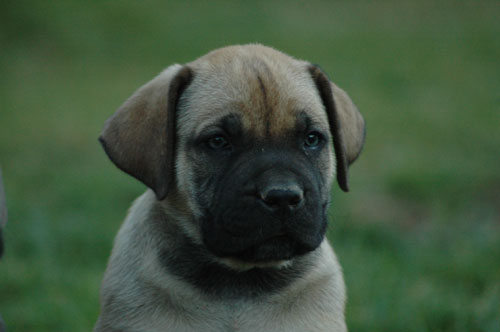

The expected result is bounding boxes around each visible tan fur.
[180,45,330,139]
[95,44,365,332]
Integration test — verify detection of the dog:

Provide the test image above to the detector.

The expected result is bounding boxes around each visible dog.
[95,44,365,332]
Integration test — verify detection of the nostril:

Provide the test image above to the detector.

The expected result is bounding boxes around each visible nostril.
[260,188,304,209]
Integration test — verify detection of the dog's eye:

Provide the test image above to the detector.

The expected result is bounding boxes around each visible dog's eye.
[304,132,322,149]
[207,135,230,150]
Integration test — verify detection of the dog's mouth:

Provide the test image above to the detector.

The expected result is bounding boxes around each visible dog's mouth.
[200,201,327,265]
[217,255,293,271]
[199,162,328,266]
[203,229,323,265]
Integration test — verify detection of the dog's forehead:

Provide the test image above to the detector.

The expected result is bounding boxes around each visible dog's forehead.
[179,45,328,138]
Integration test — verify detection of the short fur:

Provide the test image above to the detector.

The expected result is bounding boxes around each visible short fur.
[95,44,365,332]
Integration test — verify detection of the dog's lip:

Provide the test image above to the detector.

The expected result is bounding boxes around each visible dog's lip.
[222,224,287,239]
[227,234,296,258]
[217,256,293,271]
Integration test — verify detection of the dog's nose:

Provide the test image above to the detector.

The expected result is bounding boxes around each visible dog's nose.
[260,186,304,211]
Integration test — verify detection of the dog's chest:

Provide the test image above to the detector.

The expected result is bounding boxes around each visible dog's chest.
[149,299,266,332]
[141,296,336,332]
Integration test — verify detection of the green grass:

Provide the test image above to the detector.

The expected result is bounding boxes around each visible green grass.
[1,1,499,331]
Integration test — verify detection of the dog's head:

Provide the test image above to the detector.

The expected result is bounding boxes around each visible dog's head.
[100,45,364,266]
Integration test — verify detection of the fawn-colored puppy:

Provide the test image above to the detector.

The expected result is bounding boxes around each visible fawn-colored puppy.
[95,44,365,332]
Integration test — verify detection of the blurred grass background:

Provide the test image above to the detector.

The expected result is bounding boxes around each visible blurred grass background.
[0,0,499,331]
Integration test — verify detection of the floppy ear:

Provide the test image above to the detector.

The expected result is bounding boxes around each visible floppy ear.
[99,65,193,200]
[309,65,365,192]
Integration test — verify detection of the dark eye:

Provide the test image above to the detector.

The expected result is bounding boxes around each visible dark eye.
[304,132,322,149]
[207,135,230,150]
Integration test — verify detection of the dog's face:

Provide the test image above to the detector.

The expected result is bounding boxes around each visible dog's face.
[176,49,336,263]
[100,45,365,266]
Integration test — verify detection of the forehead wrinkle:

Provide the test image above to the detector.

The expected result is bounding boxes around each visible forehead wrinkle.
[238,65,300,139]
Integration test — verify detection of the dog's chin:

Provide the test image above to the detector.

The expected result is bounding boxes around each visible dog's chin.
[206,235,322,271]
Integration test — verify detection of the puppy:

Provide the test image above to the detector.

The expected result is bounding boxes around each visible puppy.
[95,44,365,332]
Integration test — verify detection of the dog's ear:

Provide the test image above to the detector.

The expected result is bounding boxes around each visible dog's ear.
[99,65,193,200]
[309,65,365,192]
